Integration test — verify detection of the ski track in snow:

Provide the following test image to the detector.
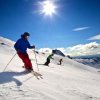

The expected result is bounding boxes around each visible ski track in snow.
[0,37,100,100]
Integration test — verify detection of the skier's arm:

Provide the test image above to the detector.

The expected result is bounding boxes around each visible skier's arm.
[27,41,35,49]
[49,55,54,59]
[51,57,54,59]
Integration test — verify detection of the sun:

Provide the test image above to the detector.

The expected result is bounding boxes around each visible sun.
[39,0,57,17]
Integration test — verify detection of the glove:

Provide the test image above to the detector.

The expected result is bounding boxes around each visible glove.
[32,45,35,48]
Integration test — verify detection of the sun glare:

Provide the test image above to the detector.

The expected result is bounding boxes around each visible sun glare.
[39,0,57,17]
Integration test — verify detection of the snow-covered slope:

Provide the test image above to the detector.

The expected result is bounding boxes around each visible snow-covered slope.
[0,36,15,46]
[0,37,100,100]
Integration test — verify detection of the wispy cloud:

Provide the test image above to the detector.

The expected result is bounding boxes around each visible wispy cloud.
[73,27,90,31]
[88,34,100,40]
[65,42,100,56]
[38,48,52,53]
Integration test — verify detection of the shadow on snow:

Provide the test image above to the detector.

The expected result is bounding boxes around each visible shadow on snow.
[0,70,29,86]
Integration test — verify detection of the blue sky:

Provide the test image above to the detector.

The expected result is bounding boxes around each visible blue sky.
[0,0,100,53]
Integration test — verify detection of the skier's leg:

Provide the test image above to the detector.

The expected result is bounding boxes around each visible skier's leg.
[46,59,50,66]
[24,53,33,70]
[17,52,25,67]
[17,52,32,70]
[60,61,61,65]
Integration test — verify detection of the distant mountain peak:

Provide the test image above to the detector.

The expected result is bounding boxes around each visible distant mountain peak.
[52,49,65,57]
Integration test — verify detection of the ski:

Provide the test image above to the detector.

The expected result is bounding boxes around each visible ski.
[31,71,43,80]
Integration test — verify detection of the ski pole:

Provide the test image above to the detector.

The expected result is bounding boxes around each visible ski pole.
[3,53,16,72]
[33,50,39,71]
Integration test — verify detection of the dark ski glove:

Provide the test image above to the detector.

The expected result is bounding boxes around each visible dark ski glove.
[32,45,35,49]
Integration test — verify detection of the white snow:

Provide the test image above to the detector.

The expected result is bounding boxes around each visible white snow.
[0,36,100,100]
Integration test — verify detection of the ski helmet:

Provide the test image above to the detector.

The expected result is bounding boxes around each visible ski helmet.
[23,32,30,36]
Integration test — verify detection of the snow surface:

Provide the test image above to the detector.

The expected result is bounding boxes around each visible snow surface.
[0,36,100,100]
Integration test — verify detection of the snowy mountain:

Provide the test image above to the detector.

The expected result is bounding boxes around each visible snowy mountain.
[52,49,65,57]
[0,36,100,100]
[38,48,65,57]
[73,55,100,69]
